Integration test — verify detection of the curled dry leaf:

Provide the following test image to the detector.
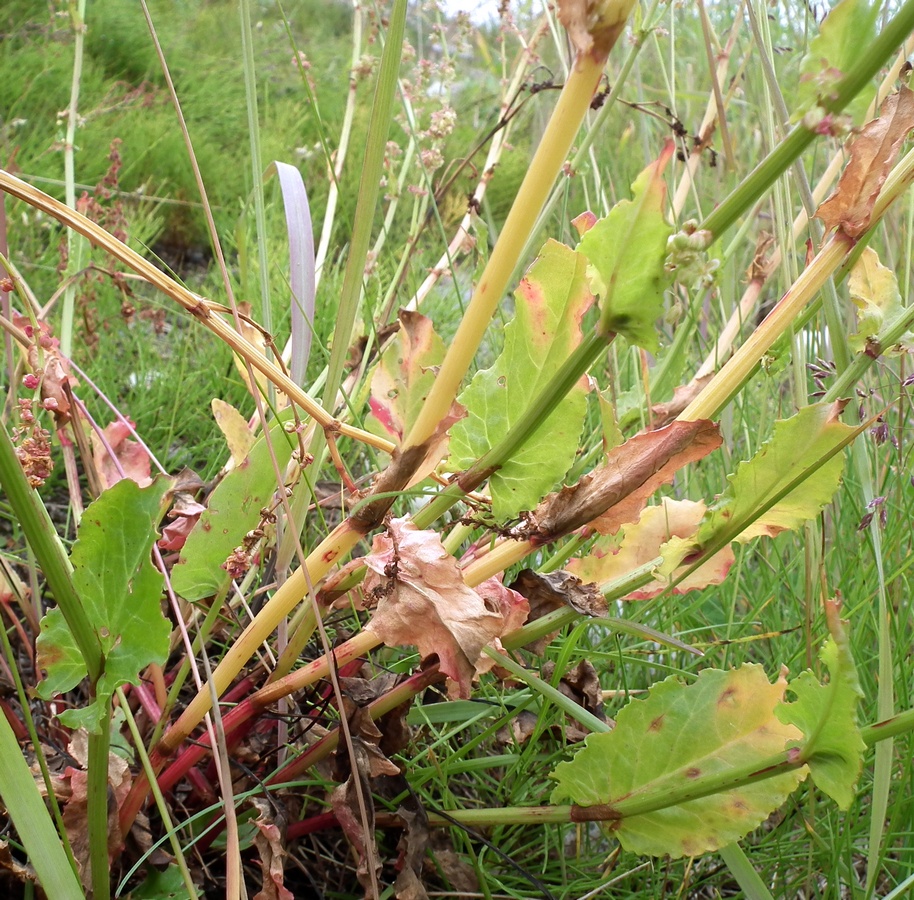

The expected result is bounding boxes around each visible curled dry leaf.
[363,518,529,697]
[90,418,153,489]
[158,492,206,552]
[510,569,607,619]
[816,86,914,238]
[249,799,294,900]
[394,803,430,900]
[542,659,608,742]
[526,419,721,542]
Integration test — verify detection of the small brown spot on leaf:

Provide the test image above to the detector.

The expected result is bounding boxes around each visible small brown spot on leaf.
[648,714,665,731]
[685,766,701,779]
[717,686,737,706]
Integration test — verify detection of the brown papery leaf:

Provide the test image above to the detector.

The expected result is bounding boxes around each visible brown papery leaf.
[250,799,294,900]
[510,569,607,620]
[364,518,528,697]
[527,419,721,542]
[90,418,153,489]
[816,86,914,238]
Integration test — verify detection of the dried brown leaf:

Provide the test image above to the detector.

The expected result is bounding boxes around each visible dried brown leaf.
[90,418,153,489]
[394,804,430,900]
[62,731,132,889]
[426,836,479,894]
[816,86,914,238]
[509,569,607,620]
[542,659,608,742]
[249,799,294,900]
[364,518,527,697]
[527,419,721,541]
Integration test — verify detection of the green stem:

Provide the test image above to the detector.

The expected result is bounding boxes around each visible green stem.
[486,647,611,736]
[0,425,102,682]
[87,719,111,900]
[430,703,914,830]
[699,0,914,239]
[320,0,407,414]
[414,331,610,528]
[403,51,609,451]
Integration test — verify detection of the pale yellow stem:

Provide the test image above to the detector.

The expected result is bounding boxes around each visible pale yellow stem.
[679,234,852,423]
[402,51,607,450]
[160,522,363,751]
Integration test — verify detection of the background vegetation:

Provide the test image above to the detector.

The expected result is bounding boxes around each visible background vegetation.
[2,0,914,898]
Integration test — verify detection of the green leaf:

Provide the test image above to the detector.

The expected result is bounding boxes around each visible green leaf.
[578,145,673,350]
[848,246,914,355]
[659,403,857,584]
[0,708,84,898]
[700,401,855,543]
[37,477,172,733]
[171,413,296,600]
[776,605,865,809]
[129,864,193,899]
[796,0,879,125]
[449,239,594,521]
[550,665,806,858]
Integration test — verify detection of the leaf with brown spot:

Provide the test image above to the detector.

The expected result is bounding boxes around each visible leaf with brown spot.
[551,665,807,858]
[816,86,914,238]
[364,518,526,697]
[527,419,721,542]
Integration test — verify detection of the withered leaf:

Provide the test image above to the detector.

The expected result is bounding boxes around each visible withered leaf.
[394,803,430,900]
[542,659,608,742]
[568,498,735,599]
[527,419,721,542]
[364,518,527,697]
[509,569,607,620]
[249,799,294,900]
[90,418,153,490]
[331,698,400,897]
[816,86,914,238]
